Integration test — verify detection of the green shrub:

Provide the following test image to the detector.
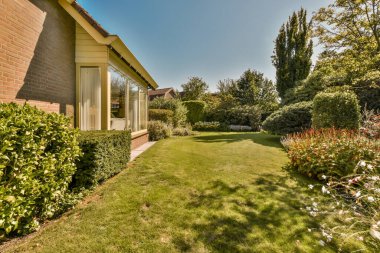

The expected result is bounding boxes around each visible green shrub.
[148,121,172,141]
[0,103,81,236]
[148,109,174,124]
[262,101,313,135]
[193,121,229,132]
[282,128,380,179]
[73,130,131,190]
[149,98,187,127]
[172,125,194,136]
[224,105,261,131]
[312,91,360,130]
[182,100,206,124]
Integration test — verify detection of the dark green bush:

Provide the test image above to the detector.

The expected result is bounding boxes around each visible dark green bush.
[0,103,81,236]
[193,122,229,131]
[182,100,206,124]
[73,130,131,190]
[312,91,360,130]
[148,121,172,141]
[262,101,313,135]
[224,105,261,131]
[148,109,174,124]
[149,98,187,127]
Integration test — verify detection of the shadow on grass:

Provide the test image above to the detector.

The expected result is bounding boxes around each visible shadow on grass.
[193,133,283,149]
[175,173,338,253]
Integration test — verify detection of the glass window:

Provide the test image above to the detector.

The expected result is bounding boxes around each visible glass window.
[80,67,101,131]
[139,88,147,130]
[109,68,127,130]
[129,82,139,132]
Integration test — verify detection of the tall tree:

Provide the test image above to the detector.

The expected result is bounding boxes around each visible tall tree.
[234,69,279,111]
[272,8,313,99]
[181,77,208,101]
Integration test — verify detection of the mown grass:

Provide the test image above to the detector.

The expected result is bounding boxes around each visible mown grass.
[0,132,371,252]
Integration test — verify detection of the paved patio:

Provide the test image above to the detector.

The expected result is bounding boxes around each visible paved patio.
[130,141,156,161]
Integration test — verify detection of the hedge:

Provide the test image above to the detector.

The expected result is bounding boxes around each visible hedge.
[148,109,174,124]
[149,98,188,127]
[182,100,206,124]
[72,130,131,190]
[312,91,360,130]
[193,121,229,132]
[224,105,261,131]
[0,103,81,235]
[262,101,313,135]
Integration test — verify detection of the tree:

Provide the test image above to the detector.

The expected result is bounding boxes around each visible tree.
[272,8,313,99]
[234,69,279,112]
[181,77,209,101]
[313,0,380,110]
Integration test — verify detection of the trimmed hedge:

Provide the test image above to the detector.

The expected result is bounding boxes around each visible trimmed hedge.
[225,105,261,131]
[182,100,206,124]
[148,121,172,141]
[148,109,174,124]
[0,103,81,235]
[149,98,188,127]
[72,130,131,190]
[312,91,360,130]
[262,101,313,135]
[193,121,229,132]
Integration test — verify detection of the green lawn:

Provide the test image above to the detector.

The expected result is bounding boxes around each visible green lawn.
[0,133,363,252]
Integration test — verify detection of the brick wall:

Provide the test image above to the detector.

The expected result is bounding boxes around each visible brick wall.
[0,0,76,120]
[131,133,149,150]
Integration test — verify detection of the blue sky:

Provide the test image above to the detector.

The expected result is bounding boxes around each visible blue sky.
[77,0,331,91]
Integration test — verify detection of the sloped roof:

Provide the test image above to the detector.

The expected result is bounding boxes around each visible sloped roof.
[148,88,174,96]
[59,0,158,89]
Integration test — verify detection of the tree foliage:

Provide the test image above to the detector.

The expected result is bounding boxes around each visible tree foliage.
[272,8,313,99]
[181,77,209,101]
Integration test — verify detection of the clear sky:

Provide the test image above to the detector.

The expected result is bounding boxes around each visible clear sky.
[77,0,331,91]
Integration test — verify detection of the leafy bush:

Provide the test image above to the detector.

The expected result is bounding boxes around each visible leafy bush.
[224,105,261,131]
[312,91,360,130]
[148,121,172,141]
[182,100,206,124]
[193,121,229,132]
[0,103,81,236]
[172,125,195,136]
[149,98,187,127]
[72,130,131,190]
[262,101,313,135]
[282,128,380,179]
[148,109,174,124]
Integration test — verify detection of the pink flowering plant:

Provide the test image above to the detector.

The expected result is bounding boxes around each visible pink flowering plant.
[282,128,380,250]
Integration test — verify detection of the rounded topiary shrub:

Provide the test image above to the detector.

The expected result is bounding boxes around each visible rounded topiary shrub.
[182,100,206,124]
[148,109,174,124]
[0,103,81,236]
[148,121,172,141]
[312,91,360,130]
[262,101,313,135]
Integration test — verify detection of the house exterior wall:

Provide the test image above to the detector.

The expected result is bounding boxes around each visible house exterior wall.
[0,0,76,120]
[131,132,149,150]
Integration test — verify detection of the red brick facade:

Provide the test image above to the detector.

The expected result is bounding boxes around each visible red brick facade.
[131,133,149,150]
[0,0,76,119]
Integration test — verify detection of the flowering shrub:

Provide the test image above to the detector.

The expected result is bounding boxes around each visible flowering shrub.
[282,128,380,179]
[361,109,380,139]
[302,161,380,250]
[172,124,195,136]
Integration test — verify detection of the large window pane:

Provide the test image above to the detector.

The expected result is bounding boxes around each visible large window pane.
[139,88,147,130]
[129,83,139,132]
[80,67,101,131]
[110,68,127,130]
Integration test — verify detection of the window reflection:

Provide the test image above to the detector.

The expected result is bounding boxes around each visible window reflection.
[110,68,127,130]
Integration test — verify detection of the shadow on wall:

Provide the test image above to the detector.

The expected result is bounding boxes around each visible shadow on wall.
[16,0,76,116]
[193,133,284,149]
